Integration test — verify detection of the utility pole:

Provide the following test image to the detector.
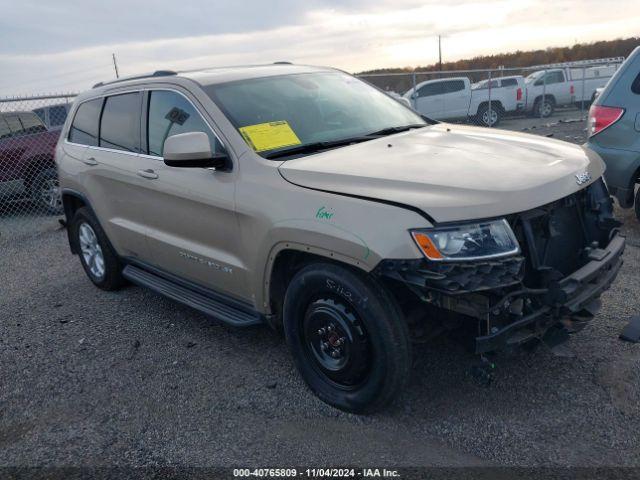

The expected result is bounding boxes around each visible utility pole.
[438,35,442,71]
[112,53,120,79]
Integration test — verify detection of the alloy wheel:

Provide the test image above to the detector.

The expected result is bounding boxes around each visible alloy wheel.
[78,222,105,279]
[39,177,62,212]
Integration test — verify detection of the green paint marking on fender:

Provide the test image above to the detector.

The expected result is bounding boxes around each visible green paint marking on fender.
[315,206,334,220]
[273,217,370,260]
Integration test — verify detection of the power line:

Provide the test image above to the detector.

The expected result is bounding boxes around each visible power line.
[0,64,113,90]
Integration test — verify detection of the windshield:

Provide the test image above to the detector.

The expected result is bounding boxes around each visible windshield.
[204,71,426,158]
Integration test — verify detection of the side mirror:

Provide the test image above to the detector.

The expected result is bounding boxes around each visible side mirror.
[163,132,229,169]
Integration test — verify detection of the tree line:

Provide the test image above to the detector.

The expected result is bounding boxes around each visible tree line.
[359,37,639,74]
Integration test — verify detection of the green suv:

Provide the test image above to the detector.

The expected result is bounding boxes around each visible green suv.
[587,46,640,220]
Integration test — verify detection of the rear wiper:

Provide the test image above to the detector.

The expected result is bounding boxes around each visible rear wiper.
[263,136,374,159]
[365,123,427,137]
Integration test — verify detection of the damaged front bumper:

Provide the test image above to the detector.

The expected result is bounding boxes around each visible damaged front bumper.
[475,233,624,353]
[374,233,625,354]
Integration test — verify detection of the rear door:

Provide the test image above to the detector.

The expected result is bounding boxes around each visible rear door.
[498,78,519,111]
[0,115,23,196]
[440,79,470,118]
[140,89,246,299]
[0,114,28,196]
[71,92,157,262]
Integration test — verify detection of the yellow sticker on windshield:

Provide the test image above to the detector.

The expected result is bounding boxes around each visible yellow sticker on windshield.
[239,121,302,152]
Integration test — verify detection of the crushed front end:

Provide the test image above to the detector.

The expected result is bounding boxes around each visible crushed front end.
[374,179,625,353]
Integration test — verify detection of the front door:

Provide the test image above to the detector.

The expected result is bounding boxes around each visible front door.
[140,89,247,301]
[414,81,444,118]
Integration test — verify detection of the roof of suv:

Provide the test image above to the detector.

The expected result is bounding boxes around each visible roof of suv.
[91,63,338,92]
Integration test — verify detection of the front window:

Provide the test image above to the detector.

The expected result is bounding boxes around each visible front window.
[205,71,426,158]
[525,71,543,84]
[147,90,225,157]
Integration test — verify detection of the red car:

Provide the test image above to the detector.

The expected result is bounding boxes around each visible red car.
[0,110,62,214]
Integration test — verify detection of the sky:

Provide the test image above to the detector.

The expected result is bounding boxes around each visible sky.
[0,0,639,96]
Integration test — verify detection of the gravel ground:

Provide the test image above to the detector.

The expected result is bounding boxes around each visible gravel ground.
[1,116,640,468]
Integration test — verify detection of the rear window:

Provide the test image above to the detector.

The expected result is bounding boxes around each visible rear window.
[49,105,69,127]
[501,78,518,87]
[632,72,640,94]
[443,80,465,93]
[0,117,11,140]
[19,112,47,134]
[33,108,46,124]
[69,98,103,146]
[4,114,23,136]
[99,93,141,152]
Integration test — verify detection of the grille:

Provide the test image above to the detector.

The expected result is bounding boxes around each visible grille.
[509,178,618,286]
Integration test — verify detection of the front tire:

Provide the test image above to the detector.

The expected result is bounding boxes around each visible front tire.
[283,263,411,413]
[71,207,124,291]
[635,186,640,222]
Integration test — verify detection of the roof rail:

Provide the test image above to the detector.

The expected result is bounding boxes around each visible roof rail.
[93,70,178,89]
[534,57,626,70]
[273,61,292,65]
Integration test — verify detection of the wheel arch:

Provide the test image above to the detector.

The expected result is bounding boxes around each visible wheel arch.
[477,100,505,112]
[262,243,372,327]
[61,189,97,254]
[534,94,556,105]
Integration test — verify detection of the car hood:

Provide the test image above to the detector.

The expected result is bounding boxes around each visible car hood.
[278,123,605,223]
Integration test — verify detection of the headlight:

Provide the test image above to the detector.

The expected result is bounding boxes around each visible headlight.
[411,219,519,261]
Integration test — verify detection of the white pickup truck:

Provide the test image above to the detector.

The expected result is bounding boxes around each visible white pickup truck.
[524,65,618,117]
[403,75,525,127]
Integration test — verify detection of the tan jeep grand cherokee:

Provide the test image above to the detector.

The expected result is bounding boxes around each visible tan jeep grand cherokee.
[56,64,625,413]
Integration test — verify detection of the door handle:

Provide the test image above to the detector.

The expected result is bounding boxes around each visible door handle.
[82,157,98,166]
[137,169,158,179]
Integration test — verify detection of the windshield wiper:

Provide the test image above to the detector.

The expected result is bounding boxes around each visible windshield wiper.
[262,123,427,160]
[364,123,427,137]
[262,136,375,159]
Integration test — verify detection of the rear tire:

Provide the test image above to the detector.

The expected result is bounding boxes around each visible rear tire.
[71,207,124,291]
[34,168,63,215]
[534,97,555,118]
[476,104,502,127]
[635,187,640,222]
[283,263,411,414]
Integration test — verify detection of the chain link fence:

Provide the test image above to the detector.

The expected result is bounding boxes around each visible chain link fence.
[0,94,76,244]
[0,57,626,243]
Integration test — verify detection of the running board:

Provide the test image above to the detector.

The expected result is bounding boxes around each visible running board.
[122,264,262,327]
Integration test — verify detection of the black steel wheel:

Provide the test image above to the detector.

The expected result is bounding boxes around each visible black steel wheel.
[283,262,411,414]
[302,298,371,389]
